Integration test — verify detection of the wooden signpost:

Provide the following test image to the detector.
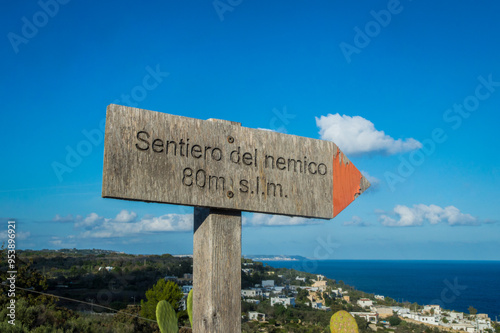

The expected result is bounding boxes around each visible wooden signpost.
[102,104,370,332]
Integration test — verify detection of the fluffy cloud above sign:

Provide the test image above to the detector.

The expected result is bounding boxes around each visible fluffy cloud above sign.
[377,204,483,227]
[316,114,421,155]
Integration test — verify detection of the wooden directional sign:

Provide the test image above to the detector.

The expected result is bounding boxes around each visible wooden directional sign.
[102,104,370,219]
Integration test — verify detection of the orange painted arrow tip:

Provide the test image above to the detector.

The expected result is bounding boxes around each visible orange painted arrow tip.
[332,149,371,218]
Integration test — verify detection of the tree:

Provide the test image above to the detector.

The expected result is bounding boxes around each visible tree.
[389,315,402,326]
[324,293,333,307]
[274,304,286,318]
[353,316,369,332]
[411,302,419,311]
[140,279,183,320]
[296,288,309,303]
[468,306,477,315]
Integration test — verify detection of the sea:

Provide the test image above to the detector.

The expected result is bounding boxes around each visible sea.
[260,260,500,320]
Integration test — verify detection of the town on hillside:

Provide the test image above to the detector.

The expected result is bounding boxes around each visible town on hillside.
[236,260,496,333]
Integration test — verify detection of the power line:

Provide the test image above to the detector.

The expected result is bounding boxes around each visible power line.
[15,286,157,323]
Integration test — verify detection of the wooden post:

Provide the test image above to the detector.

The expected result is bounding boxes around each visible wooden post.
[192,118,242,333]
[193,207,242,332]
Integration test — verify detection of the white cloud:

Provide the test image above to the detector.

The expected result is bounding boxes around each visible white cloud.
[243,213,322,227]
[343,216,370,227]
[75,211,193,238]
[0,231,31,241]
[75,213,107,229]
[378,204,479,227]
[114,210,137,223]
[316,114,421,155]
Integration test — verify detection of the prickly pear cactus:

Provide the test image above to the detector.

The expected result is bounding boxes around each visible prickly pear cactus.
[187,289,193,327]
[156,300,179,333]
[330,310,358,333]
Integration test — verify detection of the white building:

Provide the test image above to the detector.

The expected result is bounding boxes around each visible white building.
[451,323,475,332]
[295,276,306,282]
[401,313,438,326]
[248,311,266,321]
[357,298,373,308]
[244,299,260,305]
[271,296,295,308]
[241,289,262,297]
[424,305,441,315]
[350,312,378,324]
[374,295,385,300]
[390,306,410,315]
[477,319,493,332]
[419,315,438,325]
[332,288,343,297]
[450,311,464,321]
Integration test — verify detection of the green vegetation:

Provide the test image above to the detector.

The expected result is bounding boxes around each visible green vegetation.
[468,305,478,315]
[388,314,402,326]
[141,279,184,320]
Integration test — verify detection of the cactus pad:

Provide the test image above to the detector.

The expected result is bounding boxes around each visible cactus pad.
[330,310,359,333]
[187,289,193,327]
[156,300,179,333]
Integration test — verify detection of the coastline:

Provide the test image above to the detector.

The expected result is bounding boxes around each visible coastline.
[259,259,500,319]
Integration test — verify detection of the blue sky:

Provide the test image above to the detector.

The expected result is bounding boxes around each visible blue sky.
[1,0,499,260]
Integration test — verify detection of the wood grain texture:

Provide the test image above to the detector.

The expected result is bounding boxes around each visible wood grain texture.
[193,207,241,333]
[102,104,370,219]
